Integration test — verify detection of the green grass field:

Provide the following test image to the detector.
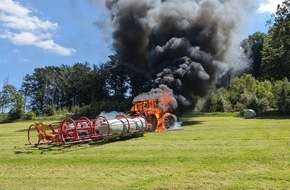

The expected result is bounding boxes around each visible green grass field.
[0,115,289,190]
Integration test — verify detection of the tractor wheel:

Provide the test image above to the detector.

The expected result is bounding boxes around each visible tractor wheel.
[28,124,40,145]
[163,113,177,129]
[145,114,157,132]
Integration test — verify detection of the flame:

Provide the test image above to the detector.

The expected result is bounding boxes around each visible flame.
[150,108,164,132]
[159,91,174,113]
[130,92,176,132]
[154,92,174,131]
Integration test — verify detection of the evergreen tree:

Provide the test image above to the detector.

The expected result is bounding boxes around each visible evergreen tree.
[261,0,290,80]
[241,32,267,79]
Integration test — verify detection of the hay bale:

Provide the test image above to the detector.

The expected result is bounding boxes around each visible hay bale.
[244,109,256,119]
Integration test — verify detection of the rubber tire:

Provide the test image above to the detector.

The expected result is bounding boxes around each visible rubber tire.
[146,114,157,132]
[163,114,177,129]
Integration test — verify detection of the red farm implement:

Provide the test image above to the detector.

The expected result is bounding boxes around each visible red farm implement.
[27,115,147,145]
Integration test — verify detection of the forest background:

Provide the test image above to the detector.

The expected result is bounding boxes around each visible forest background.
[0,1,289,122]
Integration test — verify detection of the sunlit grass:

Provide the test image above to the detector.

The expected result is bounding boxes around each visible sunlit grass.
[0,116,289,189]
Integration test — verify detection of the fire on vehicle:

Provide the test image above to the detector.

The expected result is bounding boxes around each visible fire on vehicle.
[128,99,177,132]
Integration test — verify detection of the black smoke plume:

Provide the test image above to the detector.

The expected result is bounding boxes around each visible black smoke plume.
[102,0,257,114]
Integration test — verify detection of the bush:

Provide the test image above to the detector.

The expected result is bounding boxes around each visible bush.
[23,111,35,120]
[202,87,232,112]
[71,106,81,115]
[43,105,55,116]
[72,99,132,118]
[203,87,269,115]
[0,113,7,123]
[228,74,273,115]
[73,105,92,118]
[7,107,24,122]
[56,107,69,116]
[273,78,290,113]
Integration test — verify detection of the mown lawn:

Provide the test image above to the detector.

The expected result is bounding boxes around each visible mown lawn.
[0,116,289,190]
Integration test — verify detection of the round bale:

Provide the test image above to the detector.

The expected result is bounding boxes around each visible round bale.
[244,109,256,119]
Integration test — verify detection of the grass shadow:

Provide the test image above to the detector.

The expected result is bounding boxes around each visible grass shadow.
[16,129,29,132]
[256,111,290,119]
[181,120,203,127]
[14,134,144,155]
[256,115,290,120]
[14,143,81,155]
[88,134,144,146]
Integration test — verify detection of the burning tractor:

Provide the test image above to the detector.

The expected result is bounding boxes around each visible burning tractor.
[26,99,178,146]
[128,99,177,132]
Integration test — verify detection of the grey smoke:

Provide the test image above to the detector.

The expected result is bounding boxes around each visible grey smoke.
[99,111,125,119]
[133,84,178,112]
[100,0,258,114]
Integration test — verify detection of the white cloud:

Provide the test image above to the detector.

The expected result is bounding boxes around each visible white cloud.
[0,0,75,56]
[36,40,76,56]
[0,12,57,31]
[0,0,30,17]
[2,31,39,45]
[258,0,284,14]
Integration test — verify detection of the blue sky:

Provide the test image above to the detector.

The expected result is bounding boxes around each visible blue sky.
[0,0,284,89]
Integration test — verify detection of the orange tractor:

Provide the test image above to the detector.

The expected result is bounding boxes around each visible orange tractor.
[128,99,177,132]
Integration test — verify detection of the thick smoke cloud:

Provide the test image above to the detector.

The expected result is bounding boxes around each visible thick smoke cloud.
[102,0,258,114]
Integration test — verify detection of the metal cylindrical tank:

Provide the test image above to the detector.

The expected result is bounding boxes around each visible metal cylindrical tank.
[122,117,146,132]
[96,116,146,136]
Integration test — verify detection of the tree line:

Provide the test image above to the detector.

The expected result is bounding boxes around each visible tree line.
[200,74,290,115]
[241,0,289,81]
[0,56,150,122]
[0,0,289,122]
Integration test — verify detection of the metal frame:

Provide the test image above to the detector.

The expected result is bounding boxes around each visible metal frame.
[27,115,147,145]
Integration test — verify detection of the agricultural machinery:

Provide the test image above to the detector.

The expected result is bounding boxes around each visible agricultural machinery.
[27,114,147,145]
[128,99,177,132]
[27,99,178,145]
